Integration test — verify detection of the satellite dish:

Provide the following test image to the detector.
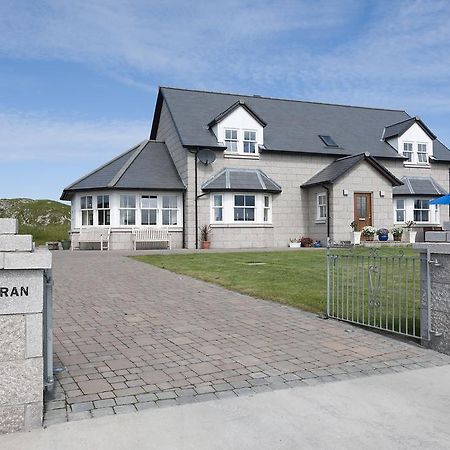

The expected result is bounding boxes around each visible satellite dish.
[197,149,216,165]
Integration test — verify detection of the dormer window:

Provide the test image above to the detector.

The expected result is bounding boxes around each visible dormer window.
[225,129,238,152]
[417,143,428,163]
[243,131,257,153]
[224,128,259,156]
[403,143,413,162]
[402,142,429,165]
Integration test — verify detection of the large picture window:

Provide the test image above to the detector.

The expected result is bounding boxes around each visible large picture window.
[97,195,110,226]
[120,195,136,225]
[80,195,93,226]
[234,195,255,221]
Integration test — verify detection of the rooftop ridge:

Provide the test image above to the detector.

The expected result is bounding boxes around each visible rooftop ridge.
[159,86,408,114]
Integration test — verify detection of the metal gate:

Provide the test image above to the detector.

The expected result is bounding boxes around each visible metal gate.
[326,248,424,339]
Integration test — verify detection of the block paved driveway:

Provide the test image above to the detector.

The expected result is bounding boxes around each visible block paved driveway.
[45,250,450,426]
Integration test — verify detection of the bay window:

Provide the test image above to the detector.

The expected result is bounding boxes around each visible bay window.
[211,193,272,224]
[120,195,136,225]
[80,195,93,226]
[394,197,439,224]
[97,195,110,226]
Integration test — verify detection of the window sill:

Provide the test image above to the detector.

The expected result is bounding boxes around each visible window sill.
[210,223,273,228]
[315,219,326,224]
[403,162,431,169]
[223,152,260,160]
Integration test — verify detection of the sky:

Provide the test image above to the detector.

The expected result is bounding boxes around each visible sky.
[1,0,450,201]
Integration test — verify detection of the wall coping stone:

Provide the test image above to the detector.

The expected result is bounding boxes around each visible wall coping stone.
[414,243,450,255]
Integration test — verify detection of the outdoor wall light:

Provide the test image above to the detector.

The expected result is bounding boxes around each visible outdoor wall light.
[379,191,385,197]
[343,189,349,196]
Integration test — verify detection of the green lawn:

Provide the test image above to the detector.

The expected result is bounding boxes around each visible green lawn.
[133,247,420,318]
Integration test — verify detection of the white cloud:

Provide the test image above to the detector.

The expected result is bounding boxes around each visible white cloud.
[0,111,148,162]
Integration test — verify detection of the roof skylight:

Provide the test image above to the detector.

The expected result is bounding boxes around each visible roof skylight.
[319,135,338,147]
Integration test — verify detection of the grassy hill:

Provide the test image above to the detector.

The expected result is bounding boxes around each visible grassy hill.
[0,198,70,245]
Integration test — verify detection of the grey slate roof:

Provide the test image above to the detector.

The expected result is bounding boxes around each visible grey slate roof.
[150,87,450,161]
[202,168,282,193]
[301,152,403,188]
[383,117,436,140]
[393,177,448,196]
[60,141,185,200]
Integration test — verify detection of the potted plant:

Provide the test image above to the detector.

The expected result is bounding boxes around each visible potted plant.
[350,221,361,245]
[300,236,314,248]
[376,228,389,242]
[289,238,301,248]
[199,224,212,249]
[361,225,376,241]
[47,242,59,250]
[391,226,403,242]
[404,221,417,243]
[61,236,71,250]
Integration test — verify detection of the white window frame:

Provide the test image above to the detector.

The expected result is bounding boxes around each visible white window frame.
[316,193,327,222]
[210,193,272,225]
[96,194,110,226]
[395,199,406,223]
[403,142,413,162]
[263,195,271,222]
[119,194,137,226]
[413,199,430,223]
[243,130,257,154]
[223,128,259,156]
[212,194,224,222]
[224,129,238,153]
[393,197,439,225]
[161,195,179,226]
[140,195,158,226]
[234,194,256,222]
[80,195,94,226]
[417,143,428,164]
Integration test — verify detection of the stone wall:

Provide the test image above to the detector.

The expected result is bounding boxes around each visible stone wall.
[0,219,51,434]
[415,243,450,355]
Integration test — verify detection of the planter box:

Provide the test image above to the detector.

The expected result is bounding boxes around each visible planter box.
[289,242,301,248]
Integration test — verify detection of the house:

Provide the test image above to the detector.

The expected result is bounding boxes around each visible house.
[61,87,450,250]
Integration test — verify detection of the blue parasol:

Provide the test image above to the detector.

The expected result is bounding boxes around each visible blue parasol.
[429,194,450,205]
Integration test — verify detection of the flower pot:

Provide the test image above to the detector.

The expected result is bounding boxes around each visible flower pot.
[408,230,417,244]
[201,241,210,249]
[393,235,402,242]
[47,242,59,250]
[364,235,374,241]
[61,239,71,250]
[289,242,301,248]
[351,231,361,245]
[378,234,388,242]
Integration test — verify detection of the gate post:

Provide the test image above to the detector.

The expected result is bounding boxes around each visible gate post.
[0,219,52,434]
[415,243,450,355]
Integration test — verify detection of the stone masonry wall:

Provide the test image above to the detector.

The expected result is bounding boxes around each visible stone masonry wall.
[0,218,51,434]
[416,243,450,355]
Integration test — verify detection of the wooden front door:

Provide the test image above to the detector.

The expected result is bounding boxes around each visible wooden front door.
[354,193,372,231]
